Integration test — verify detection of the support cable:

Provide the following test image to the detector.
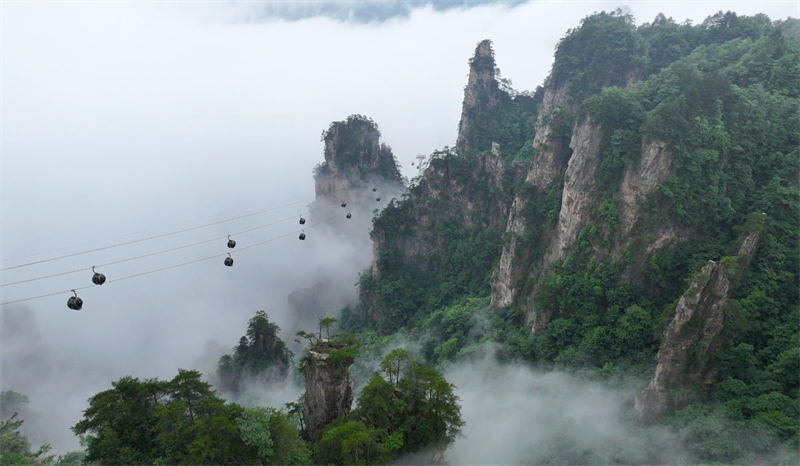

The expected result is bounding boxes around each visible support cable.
[1,197,313,271]
[0,214,340,306]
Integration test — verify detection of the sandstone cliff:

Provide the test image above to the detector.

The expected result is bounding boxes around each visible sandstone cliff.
[302,341,355,439]
[456,40,538,156]
[490,20,648,328]
[360,40,529,327]
[314,114,404,208]
[634,229,763,423]
[456,40,502,153]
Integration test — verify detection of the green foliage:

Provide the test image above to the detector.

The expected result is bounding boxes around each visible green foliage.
[311,350,464,464]
[319,115,401,181]
[236,407,274,461]
[0,411,54,466]
[378,348,415,387]
[516,181,563,259]
[313,419,391,465]
[318,317,338,340]
[531,256,662,369]
[237,407,311,466]
[552,10,648,102]
[328,346,358,374]
[664,403,799,464]
[217,311,293,396]
[73,370,261,465]
[457,40,540,155]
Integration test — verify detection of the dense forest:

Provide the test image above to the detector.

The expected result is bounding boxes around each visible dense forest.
[2,9,798,465]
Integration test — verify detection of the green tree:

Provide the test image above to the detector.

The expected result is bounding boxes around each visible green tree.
[73,371,254,465]
[378,348,414,387]
[313,419,391,465]
[318,317,338,340]
[236,407,273,464]
[354,351,464,458]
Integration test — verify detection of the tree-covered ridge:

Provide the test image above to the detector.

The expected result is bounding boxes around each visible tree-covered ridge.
[353,10,799,463]
[217,311,293,396]
[317,114,402,181]
[551,9,647,102]
[457,39,542,161]
[353,145,511,335]
[533,12,799,452]
[550,9,797,103]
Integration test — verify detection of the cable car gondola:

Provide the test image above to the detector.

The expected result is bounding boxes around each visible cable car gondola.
[91,266,106,285]
[299,216,306,225]
[341,202,347,208]
[227,235,236,249]
[299,230,306,241]
[224,253,234,267]
[346,213,352,219]
[372,187,377,192]
[376,197,381,202]
[67,290,83,310]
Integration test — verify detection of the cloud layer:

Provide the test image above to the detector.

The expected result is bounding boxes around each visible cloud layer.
[2,0,797,453]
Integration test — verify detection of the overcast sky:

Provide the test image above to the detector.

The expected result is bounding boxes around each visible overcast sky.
[1,0,797,454]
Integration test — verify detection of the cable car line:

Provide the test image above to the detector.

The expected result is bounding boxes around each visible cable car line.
[1,197,313,272]
[1,204,335,288]
[0,213,341,307]
[2,197,316,264]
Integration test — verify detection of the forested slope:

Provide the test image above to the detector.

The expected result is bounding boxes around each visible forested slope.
[350,10,799,462]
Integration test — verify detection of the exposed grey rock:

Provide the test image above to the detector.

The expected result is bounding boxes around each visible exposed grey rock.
[314,115,403,208]
[302,342,355,439]
[635,231,763,423]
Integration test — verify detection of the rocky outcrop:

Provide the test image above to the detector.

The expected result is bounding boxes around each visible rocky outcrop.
[492,114,602,317]
[371,149,513,277]
[544,116,603,263]
[611,138,684,277]
[617,139,672,238]
[491,58,644,315]
[456,40,502,153]
[634,230,763,423]
[302,341,355,439]
[491,196,527,307]
[314,115,403,207]
[527,83,572,189]
[516,116,604,331]
[490,80,573,308]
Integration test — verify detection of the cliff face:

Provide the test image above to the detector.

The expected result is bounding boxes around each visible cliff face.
[456,40,502,153]
[544,116,604,264]
[456,40,539,156]
[360,40,528,326]
[527,82,572,188]
[491,80,572,308]
[616,139,672,238]
[490,15,651,324]
[302,342,355,439]
[634,230,763,423]
[370,149,513,276]
[314,115,404,208]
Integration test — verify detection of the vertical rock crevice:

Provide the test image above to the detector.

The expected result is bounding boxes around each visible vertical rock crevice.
[490,79,574,309]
